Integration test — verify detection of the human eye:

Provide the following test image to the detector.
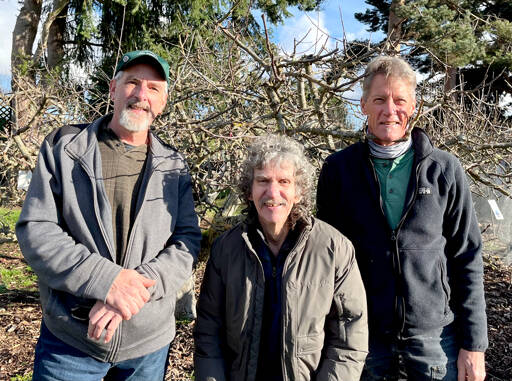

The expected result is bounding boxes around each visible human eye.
[149,84,161,93]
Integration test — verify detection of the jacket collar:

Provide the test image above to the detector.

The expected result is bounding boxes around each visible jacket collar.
[410,128,434,161]
[63,114,173,167]
[64,114,108,161]
[362,127,434,161]
[240,215,314,254]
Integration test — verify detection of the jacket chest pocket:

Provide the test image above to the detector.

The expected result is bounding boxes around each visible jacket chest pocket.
[296,333,324,356]
[289,279,334,351]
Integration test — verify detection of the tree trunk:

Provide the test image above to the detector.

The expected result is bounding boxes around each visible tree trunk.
[11,0,42,83]
[10,0,42,164]
[444,66,457,102]
[47,0,69,70]
[387,0,405,54]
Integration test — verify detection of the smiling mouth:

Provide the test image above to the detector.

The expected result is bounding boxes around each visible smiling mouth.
[127,102,149,113]
[263,201,286,207]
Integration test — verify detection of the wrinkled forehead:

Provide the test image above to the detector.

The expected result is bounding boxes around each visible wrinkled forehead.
[367,73,416,98]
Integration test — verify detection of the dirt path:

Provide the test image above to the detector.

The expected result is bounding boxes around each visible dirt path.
[0,243,510,380]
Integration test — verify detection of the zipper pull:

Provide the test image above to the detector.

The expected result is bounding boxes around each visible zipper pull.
[272,266,277,278]
[391,231,396,241]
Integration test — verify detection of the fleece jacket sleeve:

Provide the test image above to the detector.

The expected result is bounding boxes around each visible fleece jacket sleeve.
[16,138,122,302]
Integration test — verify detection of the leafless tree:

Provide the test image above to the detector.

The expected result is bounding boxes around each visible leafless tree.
[2,18,512,230]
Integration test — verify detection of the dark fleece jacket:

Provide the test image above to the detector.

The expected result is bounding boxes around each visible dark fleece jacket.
[317,128,487,352]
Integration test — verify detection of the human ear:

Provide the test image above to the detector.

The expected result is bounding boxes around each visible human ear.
[360,98,368,115]
[109,79,117,99]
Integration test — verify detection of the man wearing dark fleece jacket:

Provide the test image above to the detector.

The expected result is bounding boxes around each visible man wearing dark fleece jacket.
[317,56,487,381]
[16,50,201,380]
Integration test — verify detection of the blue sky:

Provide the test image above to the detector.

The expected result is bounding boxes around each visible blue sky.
[0,0,382,92]
[273,1,382,55]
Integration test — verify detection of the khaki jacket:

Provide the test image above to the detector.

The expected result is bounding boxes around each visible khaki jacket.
[194,217,368,381]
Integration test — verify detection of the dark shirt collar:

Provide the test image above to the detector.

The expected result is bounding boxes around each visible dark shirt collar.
[248,217,306,259]
[98,117,147,153]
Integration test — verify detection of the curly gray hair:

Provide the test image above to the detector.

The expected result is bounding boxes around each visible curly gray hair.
[238,134,315,227]
[361,55,416,100]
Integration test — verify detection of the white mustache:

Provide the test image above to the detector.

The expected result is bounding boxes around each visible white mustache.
[127,100,150,112]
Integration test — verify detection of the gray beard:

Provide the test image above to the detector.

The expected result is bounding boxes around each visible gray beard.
[119,108,151,132]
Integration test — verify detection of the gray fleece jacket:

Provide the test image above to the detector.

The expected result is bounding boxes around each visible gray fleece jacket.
[16,115,201,362]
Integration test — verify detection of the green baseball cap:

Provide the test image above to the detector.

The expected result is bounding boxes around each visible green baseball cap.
[115,50,170,85]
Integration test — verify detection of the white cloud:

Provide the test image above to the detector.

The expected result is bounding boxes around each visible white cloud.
[345,32,356,41]
[277,12,335,56]
[348,26,382,42]
[0,0,20,76]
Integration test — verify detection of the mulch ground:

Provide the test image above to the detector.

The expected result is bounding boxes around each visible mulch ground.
[0,242,510,380]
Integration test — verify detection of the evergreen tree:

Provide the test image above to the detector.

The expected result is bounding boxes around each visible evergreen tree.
[355,0,512,106]
[13,0,325,80]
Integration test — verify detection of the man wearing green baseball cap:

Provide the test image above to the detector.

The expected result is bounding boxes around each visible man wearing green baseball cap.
[17,50,201,380]
[115,50,171,86]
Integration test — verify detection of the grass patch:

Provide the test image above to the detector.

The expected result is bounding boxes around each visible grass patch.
[176,317,193,325]
[0,266,37,292]
[11,374,32,381]
[0,207,20,234]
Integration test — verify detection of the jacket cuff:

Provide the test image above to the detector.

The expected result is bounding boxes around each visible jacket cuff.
[193,356,227,381]
[84,258,123,302]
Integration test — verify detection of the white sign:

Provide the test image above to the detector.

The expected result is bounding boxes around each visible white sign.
[487,199,504,220]
[17,170,32,191]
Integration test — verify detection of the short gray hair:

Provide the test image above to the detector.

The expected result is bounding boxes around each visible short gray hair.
[361,56,416,100]
[238,134,315,227]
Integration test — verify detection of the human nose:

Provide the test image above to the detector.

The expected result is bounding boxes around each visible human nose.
[132,83,149,101]
[383,98,396,115]
[267,181,280,198]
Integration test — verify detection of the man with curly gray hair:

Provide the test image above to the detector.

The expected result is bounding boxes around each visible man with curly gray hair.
[194,134,368,381]
[238,134,315,230]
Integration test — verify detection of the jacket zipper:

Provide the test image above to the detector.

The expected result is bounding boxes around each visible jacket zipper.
[368,158,386,217]
[391,160,422,336]
[77,158,121,362]
[280,226,310,381]
[77,159,115,260]
[122,155,159,268]
[243,223,310,381]
[369,158,402,335]
[243,234,266,381]
[368,156,423,337]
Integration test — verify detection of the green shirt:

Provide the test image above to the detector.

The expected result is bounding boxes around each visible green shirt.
[371,148,415,230]
[98,122,148,265]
